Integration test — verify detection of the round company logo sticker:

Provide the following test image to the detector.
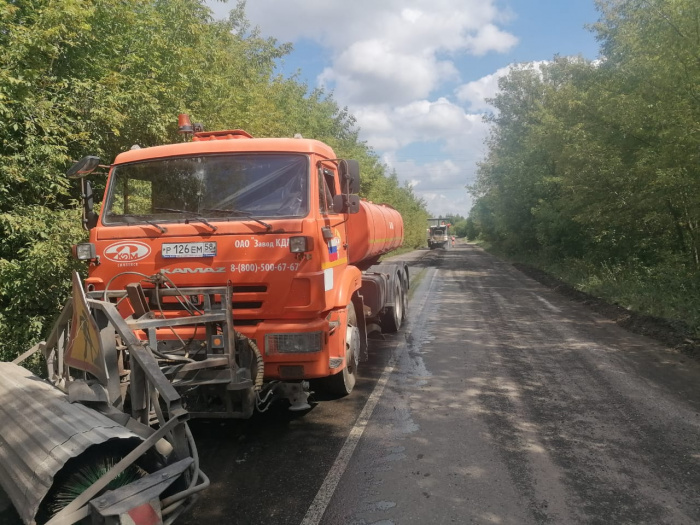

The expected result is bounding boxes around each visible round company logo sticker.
[103,241,151,262]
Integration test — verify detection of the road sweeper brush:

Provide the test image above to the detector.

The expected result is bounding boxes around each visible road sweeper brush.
[0,272,210,525]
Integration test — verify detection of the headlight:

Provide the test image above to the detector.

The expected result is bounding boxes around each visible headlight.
[73,243,97,261]
[289,236,314,253]
[265,332,323,354]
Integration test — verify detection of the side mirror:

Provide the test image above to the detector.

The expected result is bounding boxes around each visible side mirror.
[338,159,360,194]
[332,194,360,214]
[66,156,101,179]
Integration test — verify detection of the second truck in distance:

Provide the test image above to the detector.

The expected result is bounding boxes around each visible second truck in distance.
[427,218,451,249]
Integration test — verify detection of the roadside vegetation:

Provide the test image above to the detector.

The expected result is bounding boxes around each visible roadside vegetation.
[468,0,700,336]
[0,0,428,361]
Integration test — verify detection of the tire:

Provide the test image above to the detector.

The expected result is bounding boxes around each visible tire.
[323,302,359,396]
[380,280,403,333]
[401,275,409,321]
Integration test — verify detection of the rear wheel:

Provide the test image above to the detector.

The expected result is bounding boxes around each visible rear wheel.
[381,281,403,333]
[401,275,409,321]
[323,302,359,396]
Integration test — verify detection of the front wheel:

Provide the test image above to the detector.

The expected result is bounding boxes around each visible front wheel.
[322,302,359,396]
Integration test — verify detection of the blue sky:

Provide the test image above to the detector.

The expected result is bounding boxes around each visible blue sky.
[208,0,602,217]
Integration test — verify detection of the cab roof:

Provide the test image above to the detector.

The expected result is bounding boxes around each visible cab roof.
[113,134,337,165]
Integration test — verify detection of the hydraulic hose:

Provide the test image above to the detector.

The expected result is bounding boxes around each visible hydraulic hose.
[246,336,265,392]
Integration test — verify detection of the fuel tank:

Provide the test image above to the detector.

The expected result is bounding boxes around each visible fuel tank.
[346,200,404,266]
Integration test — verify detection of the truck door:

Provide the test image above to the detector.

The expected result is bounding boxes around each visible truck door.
[317,165,348,298]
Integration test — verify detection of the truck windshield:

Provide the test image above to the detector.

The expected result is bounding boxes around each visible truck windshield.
[102,154,309,225]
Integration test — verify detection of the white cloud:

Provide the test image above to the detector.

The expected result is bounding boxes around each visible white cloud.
[378,123,485,218]
[240,0,517,107]
[353,98,490,162]
[455,61,549,113]
[455,65,512,112]
[465,24,519,55]
[317,41,458,105]
[422,192,474,217]
[241,1,511,49]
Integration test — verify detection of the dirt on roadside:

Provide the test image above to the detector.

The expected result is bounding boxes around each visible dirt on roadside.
[512,263,700,360]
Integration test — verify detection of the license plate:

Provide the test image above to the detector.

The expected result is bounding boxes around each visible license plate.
[161,242,217,258]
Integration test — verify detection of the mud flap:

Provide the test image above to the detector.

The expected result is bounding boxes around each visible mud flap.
[352,294,369,361]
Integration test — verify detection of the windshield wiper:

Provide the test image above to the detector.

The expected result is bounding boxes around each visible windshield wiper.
[153,207,218,232]
[202,208,273,231]
[121,214,168,233]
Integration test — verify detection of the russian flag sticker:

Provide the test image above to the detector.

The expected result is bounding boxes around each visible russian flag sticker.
[328,237,339,261]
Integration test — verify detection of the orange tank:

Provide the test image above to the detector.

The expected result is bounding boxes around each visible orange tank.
[346,200,404,266]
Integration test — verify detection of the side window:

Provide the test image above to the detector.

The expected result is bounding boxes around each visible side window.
[318,167,337,214]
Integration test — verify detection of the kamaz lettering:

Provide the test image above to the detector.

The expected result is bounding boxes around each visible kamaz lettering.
[162,267,226,274]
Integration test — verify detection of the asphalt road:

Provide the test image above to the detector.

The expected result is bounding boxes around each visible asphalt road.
[4,244,697,525]
[182,243,700,524]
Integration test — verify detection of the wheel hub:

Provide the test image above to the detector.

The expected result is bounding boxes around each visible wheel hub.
[346,324,360,370]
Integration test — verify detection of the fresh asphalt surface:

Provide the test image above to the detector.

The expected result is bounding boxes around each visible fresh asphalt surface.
[182,244,700,524]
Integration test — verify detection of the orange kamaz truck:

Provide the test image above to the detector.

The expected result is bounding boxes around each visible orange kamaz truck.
[69,115,409,417]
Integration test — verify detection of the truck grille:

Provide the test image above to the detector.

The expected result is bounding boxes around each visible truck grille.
[145,285,268,313]
[232,301,263,309]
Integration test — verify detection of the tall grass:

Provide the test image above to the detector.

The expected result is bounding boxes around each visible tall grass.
[475,242,700,337]
[548,258,700,336]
